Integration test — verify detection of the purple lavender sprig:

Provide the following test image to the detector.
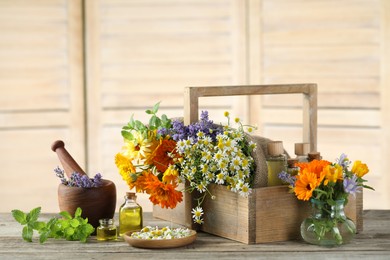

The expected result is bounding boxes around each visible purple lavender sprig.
[278,171,297,187]
[159,111,223,142]
[54,166,68,185]
[54,167,103,188]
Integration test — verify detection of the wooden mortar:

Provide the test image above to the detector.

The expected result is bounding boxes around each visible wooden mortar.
[52,140,116,228]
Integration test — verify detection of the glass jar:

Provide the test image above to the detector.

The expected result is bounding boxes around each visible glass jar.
[96,218,117,241]
[119,192,143,236]
[266,141,287,186]
[300,199,356,246]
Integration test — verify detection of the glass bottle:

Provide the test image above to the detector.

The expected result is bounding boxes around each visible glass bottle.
[287,158,299,176]
[300,199,356,246]
[294,143,310,162]
[119,192,143,236]
[96,218,117,241]
[266,141,287,186]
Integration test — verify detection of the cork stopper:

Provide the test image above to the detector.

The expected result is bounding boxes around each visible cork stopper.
[267,141,284,156]
[308,152,321,161]
[294,143,310,156]
[126,192,136,199]
[287,158,298,168]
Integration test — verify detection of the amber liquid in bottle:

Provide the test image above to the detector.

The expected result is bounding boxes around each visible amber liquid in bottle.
[119,192,143,236]
[96,218,117,241]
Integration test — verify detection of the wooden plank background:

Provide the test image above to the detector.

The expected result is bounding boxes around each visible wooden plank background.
[0,0,388,213]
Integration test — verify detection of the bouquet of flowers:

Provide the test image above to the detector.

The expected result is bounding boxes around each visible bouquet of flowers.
[279,154,374,245]
[115,103,257,224]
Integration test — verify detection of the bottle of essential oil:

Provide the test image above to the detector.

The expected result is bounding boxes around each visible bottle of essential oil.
[287,158,299,176]
[96,218,117,241]
[119,192,143,236]
[308,151,322,162]
[266,141,287,186]
[294,143,310,162]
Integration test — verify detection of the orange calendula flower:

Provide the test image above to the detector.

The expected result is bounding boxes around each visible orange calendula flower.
[323,164,343,185]
[294,170,319,201]
[152,139,179,173]
[296,159,330,183]
[351,160,369,178]
[141,172,182,209]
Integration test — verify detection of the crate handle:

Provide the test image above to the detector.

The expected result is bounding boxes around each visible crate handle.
[184,84,317,152]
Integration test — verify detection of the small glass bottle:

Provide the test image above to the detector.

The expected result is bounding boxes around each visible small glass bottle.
[119,192,143,236]
[266,141,287,186]
[294,143,310,162]
[308,151,322,162]
[287,158,299,176]
[96,218,117,241]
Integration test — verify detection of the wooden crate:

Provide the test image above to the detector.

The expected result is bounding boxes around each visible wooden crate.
[153,84,363,243]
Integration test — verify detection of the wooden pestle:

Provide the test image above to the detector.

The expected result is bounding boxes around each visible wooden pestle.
[51,140,86,178]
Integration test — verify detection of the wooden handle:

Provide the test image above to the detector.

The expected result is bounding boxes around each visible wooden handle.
[51,140,86,177]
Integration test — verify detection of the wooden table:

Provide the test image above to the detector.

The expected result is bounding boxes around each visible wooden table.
[1,211,389,259]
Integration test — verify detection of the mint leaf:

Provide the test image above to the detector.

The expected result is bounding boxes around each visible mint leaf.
[28,207,41,223]
[59,211,72,220]
[70,219,80,228]
[39,232,49,244]
[74,207,82,218]
[33,221,46,231]
[22,226,33,242]
[12,209,27,225]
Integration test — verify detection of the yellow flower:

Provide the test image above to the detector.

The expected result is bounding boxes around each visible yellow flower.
[323,164,343,185]
[351,160,369,178]
[162,166,179,185]
[234,117,240,123]
[122,130,158,163]
[224,111,229,117]
[115,153,136,184]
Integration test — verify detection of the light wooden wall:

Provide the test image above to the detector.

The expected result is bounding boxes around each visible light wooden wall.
[0,0,388,212]
[0,0,85,212]
[248,0,387,209]
[85,0,250,211]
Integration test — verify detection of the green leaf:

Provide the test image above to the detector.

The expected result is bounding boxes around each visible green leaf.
[11,209,27,225]
[22,226,33,242]
[65,227,75,236]
[149,115,157,129]
[59,211,72,220]
[74,207,82,218]
[152,102,161,114]
[39,232,49,244]
[33,221,46,231]
[70,219,80,228]
[145,109,153,114]
[121,130,134,141]
[27,207,41,223]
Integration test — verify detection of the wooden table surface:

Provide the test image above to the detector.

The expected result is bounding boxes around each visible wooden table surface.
[1,211,389,259]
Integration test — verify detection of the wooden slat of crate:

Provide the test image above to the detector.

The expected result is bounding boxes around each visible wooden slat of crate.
[202,184,362,244]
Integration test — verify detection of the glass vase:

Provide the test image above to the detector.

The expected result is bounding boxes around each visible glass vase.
[300,198,356,246]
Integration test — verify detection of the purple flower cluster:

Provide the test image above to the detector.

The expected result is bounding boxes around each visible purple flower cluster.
[278,171,297,187]
[336,153,351,169]
[159,111,223,142]
[54,167,103,188]
[54,166,68,185]
[343,174,360,195]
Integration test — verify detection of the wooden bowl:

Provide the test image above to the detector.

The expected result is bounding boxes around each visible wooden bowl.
[57,179,116,228]
[123,230,197,249]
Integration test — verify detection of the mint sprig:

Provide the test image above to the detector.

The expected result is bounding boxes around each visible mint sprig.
[11,207,94,243]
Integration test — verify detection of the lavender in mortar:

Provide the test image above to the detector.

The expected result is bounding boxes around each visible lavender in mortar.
[54,166,103,188]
